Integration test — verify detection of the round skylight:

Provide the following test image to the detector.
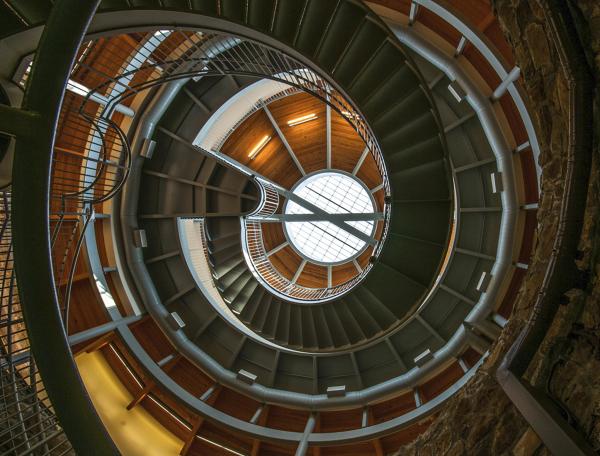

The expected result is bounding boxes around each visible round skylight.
[283,172,375,265]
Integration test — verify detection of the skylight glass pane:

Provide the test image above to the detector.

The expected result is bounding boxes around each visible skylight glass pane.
[284,172,374,264]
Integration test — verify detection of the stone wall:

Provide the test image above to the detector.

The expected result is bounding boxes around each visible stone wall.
[395,0,600,454]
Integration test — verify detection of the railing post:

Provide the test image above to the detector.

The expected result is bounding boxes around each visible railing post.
[295,413,316,456]
[491,66,520,101]
[11,0,119,453]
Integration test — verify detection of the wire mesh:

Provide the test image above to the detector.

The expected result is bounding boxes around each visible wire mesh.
[0,193,75,456]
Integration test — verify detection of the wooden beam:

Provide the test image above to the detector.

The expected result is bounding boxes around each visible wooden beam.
[367,409,384,456]
[82,331,114,354]
[127,355,181,410]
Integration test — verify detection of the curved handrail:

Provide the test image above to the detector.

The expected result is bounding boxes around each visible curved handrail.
[410,0,542,187]
[10,0,118,453]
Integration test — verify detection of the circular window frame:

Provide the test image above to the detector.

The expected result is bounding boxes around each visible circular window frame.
[282,169,379,267]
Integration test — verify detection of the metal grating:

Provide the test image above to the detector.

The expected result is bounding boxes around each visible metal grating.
[0,192,75,456]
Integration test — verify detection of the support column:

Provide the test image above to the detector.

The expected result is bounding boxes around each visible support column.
[295,413,316,456]
[68,314,143,347]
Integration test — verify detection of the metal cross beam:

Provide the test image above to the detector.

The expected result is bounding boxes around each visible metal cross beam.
[278,188,378,246]
[250,212,384,223]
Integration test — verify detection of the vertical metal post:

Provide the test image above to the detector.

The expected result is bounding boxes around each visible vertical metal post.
[295,413,316,456]
[409,1,419,26]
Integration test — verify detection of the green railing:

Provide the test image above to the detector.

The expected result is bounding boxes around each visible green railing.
[4,0,118,453]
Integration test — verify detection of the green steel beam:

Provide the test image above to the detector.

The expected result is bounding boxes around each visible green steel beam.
[11,0,118,454]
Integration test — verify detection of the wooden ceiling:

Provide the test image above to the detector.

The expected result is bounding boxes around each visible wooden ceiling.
[219,92,383,289]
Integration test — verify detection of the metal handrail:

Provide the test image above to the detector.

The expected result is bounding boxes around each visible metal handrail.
[411,0,542,186]
[10,0,118,453]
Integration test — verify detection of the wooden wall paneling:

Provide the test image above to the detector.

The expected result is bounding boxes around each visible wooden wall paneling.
[262,222,287,252]
[213,387,261,422]
[461,347,483,369]
[332,261,359,287]
[296,262,327,288]
[266,405,310,432]
[269,246,303,280]
[198,421,253,455]
[181,385,223,455]
[496,268,526,319]
[268,92,327,175]
[220,109,302,189]
[418,7,462,47]
[319,408,363,432]
[168,357,215,398]
[66,279,110,334]
[329,109,365,174]
[355,151,383,191]
[130,316,176,362]
[418,362,464,402]
[321,442,377,455]
[370,391,416,424]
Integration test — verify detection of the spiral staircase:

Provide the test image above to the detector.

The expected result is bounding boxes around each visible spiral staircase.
[0,0,594,455]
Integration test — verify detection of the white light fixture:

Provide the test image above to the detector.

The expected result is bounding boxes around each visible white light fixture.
[248,135,271,160]
[287,113,318,127]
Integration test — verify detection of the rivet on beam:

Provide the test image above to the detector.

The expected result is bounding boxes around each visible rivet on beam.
[237,369,257,385]
[490,172,503,194]
[455,36,467,57]
[414,348,434,367]
[514,262,529,270]
[133,229,147,248]
[326,385,346,398]
[448,80,467,103]
[140,138,156,159]
[165,312,185,331]
[476,271,491,292]
[200,384,217,402]
[414,388,422,407]
[458,357,469,373]
[514,141,531,153]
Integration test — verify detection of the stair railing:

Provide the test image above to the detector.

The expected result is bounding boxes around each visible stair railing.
[240,177,378,303]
